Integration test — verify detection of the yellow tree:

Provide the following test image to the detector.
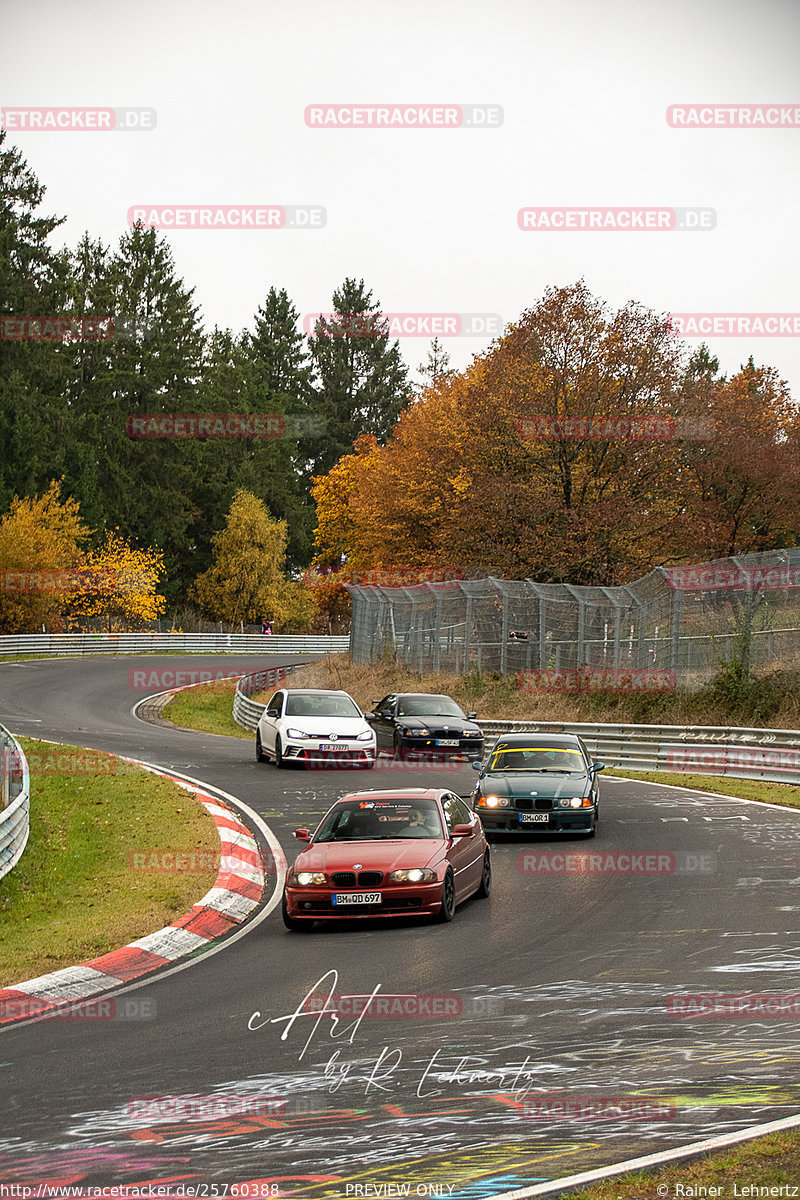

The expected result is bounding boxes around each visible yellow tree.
[0,481,90,633]
[63,532,167,631]
[191,489,314,629]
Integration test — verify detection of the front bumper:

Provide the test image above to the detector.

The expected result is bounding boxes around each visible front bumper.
[284,882,443,920]
[397,736,484,760]
[477,808,595,833]
[283,743,376,767]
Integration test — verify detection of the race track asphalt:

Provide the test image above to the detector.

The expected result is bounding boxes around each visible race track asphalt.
[0,654,799,1195]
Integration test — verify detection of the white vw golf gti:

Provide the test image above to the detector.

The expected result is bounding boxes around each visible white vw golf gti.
[255,688,377,769]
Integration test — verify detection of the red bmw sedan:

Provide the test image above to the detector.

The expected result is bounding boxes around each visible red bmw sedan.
[282,788,491,929]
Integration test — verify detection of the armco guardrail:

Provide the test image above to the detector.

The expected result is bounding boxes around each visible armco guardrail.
[230,678,800,786]
[233,665,299,730]
[0,633,350,658]
[479,719,800,786]
[1,726,30,880]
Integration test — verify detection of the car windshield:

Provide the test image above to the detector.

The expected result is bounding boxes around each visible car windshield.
[488,746,587,774]
[398,696,464,717]
[285,694,360,718]
[315,799,444,841]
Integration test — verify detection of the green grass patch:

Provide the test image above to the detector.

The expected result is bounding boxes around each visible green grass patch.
[161,679,251,739]
[571,1124,800,1199]
[607,768,800,809]
[0,738,220,986]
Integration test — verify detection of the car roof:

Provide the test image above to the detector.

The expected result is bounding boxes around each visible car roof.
[280,688,353,697]
[494,732,584,747]
[395,693,454,701]
[336,788,450,803]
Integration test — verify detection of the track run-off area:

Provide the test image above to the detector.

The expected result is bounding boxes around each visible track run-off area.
[0,654,799,1195]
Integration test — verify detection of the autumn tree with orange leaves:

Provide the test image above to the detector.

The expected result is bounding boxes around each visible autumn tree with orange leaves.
[311,282,800,587]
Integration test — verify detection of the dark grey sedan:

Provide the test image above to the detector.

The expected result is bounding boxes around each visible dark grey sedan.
[366,693,485,761]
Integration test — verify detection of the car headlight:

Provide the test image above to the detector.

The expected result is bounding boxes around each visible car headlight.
[477,796,509,808]
[356,730,374,741]
[404,727,429,737]
[290,871,326,886]
[463,731,481,737]
[285,728,310,740]
[559,797,586,809]
[389,868,436,883]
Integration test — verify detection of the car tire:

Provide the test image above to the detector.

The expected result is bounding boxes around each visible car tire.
[275,736,287,769]
[393,731,405,761]
[476,850,492,898]
[584,817,597,838]
[255,730,269,763]
[363,757,376,770]
[282,895,311,932]
[437,869,456,923]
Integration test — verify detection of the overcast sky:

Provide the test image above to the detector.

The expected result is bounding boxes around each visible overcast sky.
[4,0,800,390]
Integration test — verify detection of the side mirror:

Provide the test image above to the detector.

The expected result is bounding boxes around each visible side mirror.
[266,707,280,718]
[471,760,484,772]
[467,712,477,720]
[294,828,311,841]
[364,712,375,721]
[379,708,393,719]
[452,823,475,838]
[592,761,606,773]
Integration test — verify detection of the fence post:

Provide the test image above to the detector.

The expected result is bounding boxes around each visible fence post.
[671,587,682,672]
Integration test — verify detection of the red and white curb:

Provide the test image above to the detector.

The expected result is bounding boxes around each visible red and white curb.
[0,769,273,1025]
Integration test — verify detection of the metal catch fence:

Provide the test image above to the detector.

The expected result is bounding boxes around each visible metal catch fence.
[347,548,800,688]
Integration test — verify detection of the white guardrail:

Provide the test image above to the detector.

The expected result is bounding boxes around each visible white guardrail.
[1,725,30,880]
[0,633,350,657]
[232,669,800,786]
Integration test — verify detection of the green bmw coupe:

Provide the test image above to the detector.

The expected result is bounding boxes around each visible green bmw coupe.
[470,732,605,836]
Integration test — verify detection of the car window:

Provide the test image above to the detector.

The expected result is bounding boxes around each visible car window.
[285,694,361,718]
[315,798,442,841]
[399,696,464,717]
[489,746,586,773]
[442,793,471,828]
[266,692,283,715]
[376,695,396,714]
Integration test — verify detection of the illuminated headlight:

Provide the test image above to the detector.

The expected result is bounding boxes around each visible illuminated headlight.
[286,728,310,740]
[477,796,509,808]
[559,797,585,809]
[356,730,374,741]
[389,868,436,883]
[290,871,326,886]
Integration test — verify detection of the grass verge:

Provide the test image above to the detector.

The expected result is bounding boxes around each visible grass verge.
[0,738,220,986]
[607,768,800,810]
[161,680,251,739]
[570,1124,800,1199]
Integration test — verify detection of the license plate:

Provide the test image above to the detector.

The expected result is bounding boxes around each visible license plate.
[519,813,549,823]
[319,743,342,752]
[436,739,460,746]
[332,892,382,905]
